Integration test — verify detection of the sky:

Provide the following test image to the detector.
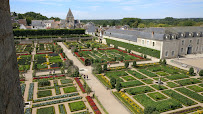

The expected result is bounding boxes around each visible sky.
[10,0,203,19]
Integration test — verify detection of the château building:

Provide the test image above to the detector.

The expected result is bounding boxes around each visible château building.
[104,27,203,59]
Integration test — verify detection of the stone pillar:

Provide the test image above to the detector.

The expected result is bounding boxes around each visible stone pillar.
[0,0,24,114]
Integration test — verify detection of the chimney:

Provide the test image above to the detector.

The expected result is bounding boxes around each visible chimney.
[152,31,154,37]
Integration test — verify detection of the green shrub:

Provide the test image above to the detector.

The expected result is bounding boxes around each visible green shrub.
[38,79,50,87]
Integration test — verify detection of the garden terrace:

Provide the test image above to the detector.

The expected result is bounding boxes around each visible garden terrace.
[105,38,160,58]
[34,54,48,70]
[17,55,32,71]
[49,53,63,68]
[175,87,203,103]
[15,44,33,54]
[162,89,197,106]
[93,63,202,113]
[134,94,182,112]
[75,48,145,65]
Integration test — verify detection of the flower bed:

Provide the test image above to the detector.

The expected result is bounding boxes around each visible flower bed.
[187,85,203,92]
[86,96,101,114]
[175,78,201,86]
[54,80,61,95]
[74,78,85,93]
[37,90,52,98]
[59,104,67,114]
[108,66,126,71]
[138,69,157,77]
[125,86,154,95]
[32,96,82,108]
[166,82,179,88]
[33,75,65,80]
[148,92,167,101]
[175,87,203,103]
[162,89,197,106]
[113,91,143,113]
[60,53,66,61]
[63,86,77,93]
[33,93,79,103]
[28,83,34,101]
[37,106,55,114]
[95,74,112,89]
[166,74,189,80]
[134,94,182,112]
[127,70,147,79]
[121,80,144,88]
[37,52,54,54]
[25,108,32,114]
[21,84,26,96]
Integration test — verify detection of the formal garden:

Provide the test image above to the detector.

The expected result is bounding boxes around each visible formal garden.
[94,62,203,113]
[23,74,104,114]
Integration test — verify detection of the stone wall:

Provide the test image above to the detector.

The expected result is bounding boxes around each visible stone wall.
[0,0,24,114]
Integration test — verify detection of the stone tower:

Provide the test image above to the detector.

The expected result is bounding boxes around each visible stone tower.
[66,8,75,28]
[0,0,24,114]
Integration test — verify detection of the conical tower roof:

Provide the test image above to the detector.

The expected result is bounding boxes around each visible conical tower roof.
[67,8,73,17]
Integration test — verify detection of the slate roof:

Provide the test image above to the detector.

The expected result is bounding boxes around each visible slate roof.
[31,20,54,27]
[105,27,203,41]
[67,8,74,18]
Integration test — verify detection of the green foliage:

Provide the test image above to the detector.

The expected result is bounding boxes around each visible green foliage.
[189,67,195,75]
[144,106,156,114]
[106,39,160,58]
[63,86,77,93]
[147,92,167,101]
[116,81,122,92]
[121,80,144,88]
[175,87,203,103]
[162,90,196,106]
[125,61,129,68]
[38,79,50,87]
[138,69,157,77]
[60,79,73,84]
[13,29,85,37]
[132,61,137,67]
[37,90,52,98]
[103,64,107,71]
[134,94,182,112]
[110,77,116,88]
[199,70,203,76]
[127,70,147,79]
[175,78,201,86]
[68,101,86,112]
[125,86,154,95]
[37,106,55,114]
[166,74,189,80]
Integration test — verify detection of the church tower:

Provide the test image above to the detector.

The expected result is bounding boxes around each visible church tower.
[66,8,75,28]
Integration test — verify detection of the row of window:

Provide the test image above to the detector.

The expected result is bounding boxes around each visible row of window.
[181,39,200,45]
[141,40,155,46]
[165,46,202,57]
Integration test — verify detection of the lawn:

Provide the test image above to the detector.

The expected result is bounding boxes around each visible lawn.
[37,90,52,98]
[63,86,77,93]
[147,92,167,101]
[69,101,86,112]
[37,106,55,114]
